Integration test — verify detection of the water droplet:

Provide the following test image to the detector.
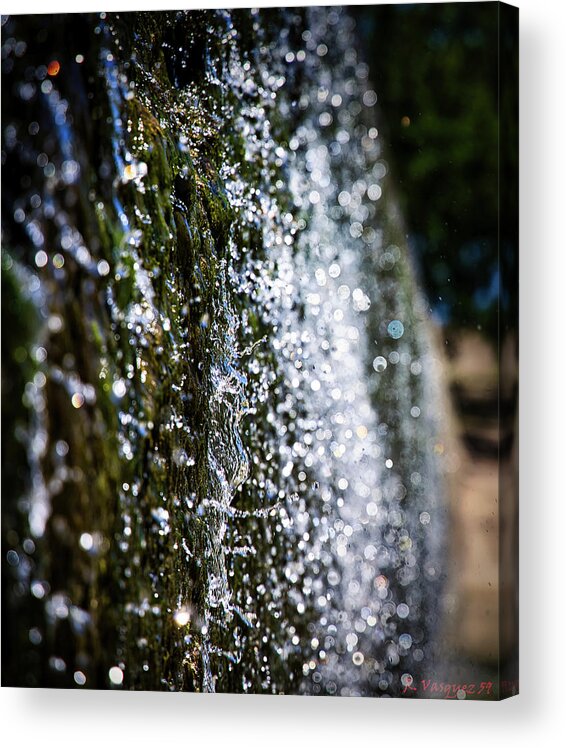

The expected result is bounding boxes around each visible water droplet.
[112,379,127,398]
[29,628,42,645]
[31,581,46,599]
[173,607,192,627]
[108,666,123,685]
[97,259,110,276]
[372,356,387,373]
[79,533,94,551]
[74,671,87,686]
[367,183,382,201]
[352,652,364,666]
[47,60,60,77]
[363,90,377,107]
[34,250,48,268]
[387,320,404,339]
[71,393,84,409]
[6,550,19,566]
[397,603,410,619]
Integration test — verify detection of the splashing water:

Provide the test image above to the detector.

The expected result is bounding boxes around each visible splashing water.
[252,7,448,696]
[1,8,446,695]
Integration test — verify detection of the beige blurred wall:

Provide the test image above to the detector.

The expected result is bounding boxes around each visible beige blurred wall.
[435,329,518,666]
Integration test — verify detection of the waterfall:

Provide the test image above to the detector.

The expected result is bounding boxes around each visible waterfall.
[257,6,448,697]
[1,8,446,696]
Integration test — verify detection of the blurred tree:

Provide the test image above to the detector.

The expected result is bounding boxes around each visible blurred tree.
[354,2,509,341]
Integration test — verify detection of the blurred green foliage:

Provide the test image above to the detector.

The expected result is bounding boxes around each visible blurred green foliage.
[355,2,516,340]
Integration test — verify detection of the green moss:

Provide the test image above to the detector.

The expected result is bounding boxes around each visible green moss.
[1,8,316,693]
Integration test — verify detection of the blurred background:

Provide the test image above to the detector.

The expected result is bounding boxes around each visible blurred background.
[353,1,519,692]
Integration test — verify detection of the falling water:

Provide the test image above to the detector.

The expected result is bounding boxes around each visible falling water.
[2,7,446,695]
[255,7,448,696]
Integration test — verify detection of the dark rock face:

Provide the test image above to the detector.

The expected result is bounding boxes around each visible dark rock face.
[2,9,445,695]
